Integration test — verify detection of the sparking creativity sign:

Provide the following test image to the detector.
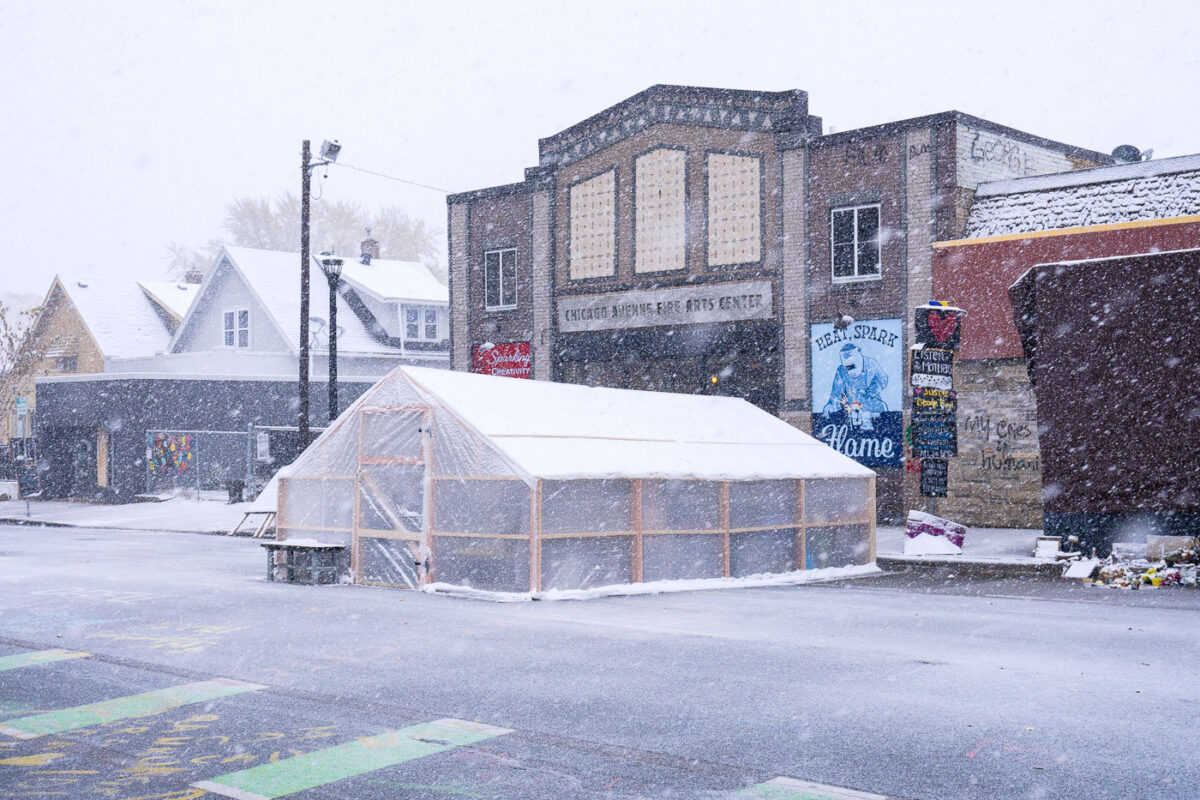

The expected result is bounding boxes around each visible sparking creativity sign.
[810,319,904,467]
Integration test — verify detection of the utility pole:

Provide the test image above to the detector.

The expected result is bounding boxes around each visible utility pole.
[299,140,312,444]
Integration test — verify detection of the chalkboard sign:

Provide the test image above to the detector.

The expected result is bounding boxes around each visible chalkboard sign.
[912,416,958,458]
[920,458,948,497]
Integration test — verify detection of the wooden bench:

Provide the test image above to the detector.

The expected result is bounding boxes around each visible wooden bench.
[261,541,347,585]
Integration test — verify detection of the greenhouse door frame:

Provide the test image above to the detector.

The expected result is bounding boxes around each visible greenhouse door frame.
[351,405,433,588]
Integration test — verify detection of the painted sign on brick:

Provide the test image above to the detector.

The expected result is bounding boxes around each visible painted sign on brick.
[811,319,904,467]
[957,124,1074,188]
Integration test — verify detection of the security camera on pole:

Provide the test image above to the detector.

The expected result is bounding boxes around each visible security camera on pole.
[910,301,965,513]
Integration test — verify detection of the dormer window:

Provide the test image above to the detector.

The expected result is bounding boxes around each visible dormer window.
[223,309,250,348]
[404,306,443,341]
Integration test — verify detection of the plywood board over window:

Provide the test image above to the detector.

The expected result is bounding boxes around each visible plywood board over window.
[569,170,617,279]
[707,154,762,267]
[635,149,686,273]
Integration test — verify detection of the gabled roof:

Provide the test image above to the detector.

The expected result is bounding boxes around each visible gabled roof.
[398,366,874,481]
[171,246,406,357]
[966,153,1200,238]
[137,281,198,323]
[339,256,447,305]
[46,276,174,360]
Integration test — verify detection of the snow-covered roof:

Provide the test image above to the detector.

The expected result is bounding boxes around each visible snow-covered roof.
[339,257,447,305]
[137,280,198,322]
[183,246,405,357]
[400,366,875,481]
[966,153,1200,238]
[53,276,174,359]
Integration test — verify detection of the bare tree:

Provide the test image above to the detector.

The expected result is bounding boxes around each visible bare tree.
[166,193,443,280]
[0,300,45,442]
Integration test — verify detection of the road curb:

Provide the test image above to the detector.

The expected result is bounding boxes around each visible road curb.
[0,517,228,535]
[876,555,1063,579]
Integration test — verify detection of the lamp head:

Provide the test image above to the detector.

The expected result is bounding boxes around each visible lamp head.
[319,140,341,162]
[320,256,344,280]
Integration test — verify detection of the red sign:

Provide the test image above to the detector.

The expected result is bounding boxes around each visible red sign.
[472,342,531,379]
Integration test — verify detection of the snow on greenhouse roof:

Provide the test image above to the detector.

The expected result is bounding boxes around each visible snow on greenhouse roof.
[53,275,174,359]
[212,246,404,356]
[966,153,1200,238]
[401,366,874,481]
[339,257,447,304]
[137,280,198,321]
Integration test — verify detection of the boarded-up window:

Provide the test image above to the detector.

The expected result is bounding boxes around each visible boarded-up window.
[635,149,686,273]
[707,154,761,266]
[569,170,616,279]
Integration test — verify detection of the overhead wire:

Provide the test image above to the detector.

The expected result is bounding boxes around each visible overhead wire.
[331,162,452,194]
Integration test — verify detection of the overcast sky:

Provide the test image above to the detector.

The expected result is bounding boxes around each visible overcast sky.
[2,0,1197,298]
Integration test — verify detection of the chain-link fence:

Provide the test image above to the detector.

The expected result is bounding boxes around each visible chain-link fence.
[145,429,250,498]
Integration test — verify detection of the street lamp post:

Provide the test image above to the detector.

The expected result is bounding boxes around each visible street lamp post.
[298,139,341,445]
[319,256,344,422]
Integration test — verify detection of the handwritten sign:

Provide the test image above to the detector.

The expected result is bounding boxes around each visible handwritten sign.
[920,458,948,497]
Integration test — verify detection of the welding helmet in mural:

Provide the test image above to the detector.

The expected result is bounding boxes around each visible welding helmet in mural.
[821,343,890,430]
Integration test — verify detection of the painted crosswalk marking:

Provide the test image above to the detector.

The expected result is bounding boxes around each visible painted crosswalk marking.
[0,649,89,672]
[193,718,512,800]
[0,678,265,739]
[741,776,889,800]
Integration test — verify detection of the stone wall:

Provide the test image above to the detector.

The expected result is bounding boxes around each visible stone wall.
[937,359,1044,528]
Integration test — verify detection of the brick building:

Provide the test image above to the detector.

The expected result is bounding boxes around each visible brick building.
[932,154,1200,526]
[446,85,1109,522]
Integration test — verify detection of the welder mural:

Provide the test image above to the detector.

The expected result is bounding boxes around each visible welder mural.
[810,319,903,467]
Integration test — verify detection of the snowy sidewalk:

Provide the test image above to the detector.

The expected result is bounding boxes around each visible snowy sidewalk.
[0,496,251,534]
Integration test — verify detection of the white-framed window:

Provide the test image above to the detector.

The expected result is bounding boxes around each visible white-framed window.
[484,248,517,309]
[223,309,250,348]
[404,306,443,341]
[831,204,881,281]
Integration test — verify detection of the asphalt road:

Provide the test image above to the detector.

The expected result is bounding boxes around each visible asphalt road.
[1,524,1198,800]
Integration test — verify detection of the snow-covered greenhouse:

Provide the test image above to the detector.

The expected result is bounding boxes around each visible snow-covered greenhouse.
[275,366,876,593]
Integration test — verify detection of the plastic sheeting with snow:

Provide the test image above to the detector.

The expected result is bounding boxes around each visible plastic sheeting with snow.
[275,366,877,592]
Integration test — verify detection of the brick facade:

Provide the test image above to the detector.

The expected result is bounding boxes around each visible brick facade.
[448,85,1111,525]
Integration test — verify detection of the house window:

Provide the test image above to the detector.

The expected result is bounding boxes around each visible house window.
[635,148,686,273]
[424,308,439,340]
[831,204,881,281]
[223,309,250,348]
[707,153,761,266]
[405,306,442,341]
[484,248,517,309]
[569,169,616,279]
[56,355,78,372]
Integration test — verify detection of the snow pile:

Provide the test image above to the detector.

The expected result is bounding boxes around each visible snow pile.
[903,510,967,556]
[422,563,881,603]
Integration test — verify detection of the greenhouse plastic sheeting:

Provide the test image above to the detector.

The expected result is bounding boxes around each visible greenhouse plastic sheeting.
[274,366,877,592]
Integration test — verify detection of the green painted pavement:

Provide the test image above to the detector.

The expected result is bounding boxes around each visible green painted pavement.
[0,648,89,671]
[193,718,512,800]
[0,678,265,739]
[741,776,889,800]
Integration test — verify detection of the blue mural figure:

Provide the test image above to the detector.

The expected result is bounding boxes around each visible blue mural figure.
[821,343,890,431]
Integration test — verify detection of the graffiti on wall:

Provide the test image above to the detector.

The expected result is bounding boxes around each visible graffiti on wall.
[960,413,1041,473]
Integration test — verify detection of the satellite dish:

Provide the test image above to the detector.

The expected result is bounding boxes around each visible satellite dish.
[1111,144,1142,164]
